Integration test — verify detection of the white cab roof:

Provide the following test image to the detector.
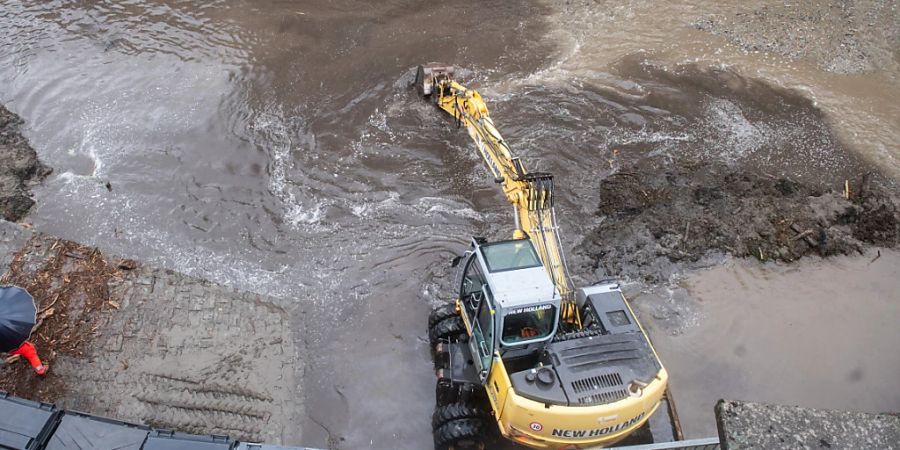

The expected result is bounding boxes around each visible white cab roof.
[483,264,558,307]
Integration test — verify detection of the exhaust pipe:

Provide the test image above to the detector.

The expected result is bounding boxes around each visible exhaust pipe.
[415,63,455,97]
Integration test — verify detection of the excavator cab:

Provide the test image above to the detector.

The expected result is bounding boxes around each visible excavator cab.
[454,238,561,382]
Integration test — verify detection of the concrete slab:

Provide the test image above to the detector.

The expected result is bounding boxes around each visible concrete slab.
[0,221,306,446]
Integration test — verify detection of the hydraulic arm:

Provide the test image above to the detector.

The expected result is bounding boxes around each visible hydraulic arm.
[415,64,580,326]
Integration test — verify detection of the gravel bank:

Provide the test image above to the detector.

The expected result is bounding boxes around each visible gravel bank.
[0,104,50,221]
[716,400,900,449]
[693,0,900,74]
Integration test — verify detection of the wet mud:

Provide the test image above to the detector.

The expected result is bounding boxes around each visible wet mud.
[0,104,50,221]
[581,158,900,284]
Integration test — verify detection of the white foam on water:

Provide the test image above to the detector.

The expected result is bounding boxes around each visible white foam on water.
[349,203,369,218]
[366,108,396,143]
[56,170,104,190]
[701,98,774,161]
[67,102,121,179]
[347,191,485,224]
[416,197,483,220]
[129,225,303,300]
[250,107,326,229]
[346,192,399,219]
[487,40,582,97]
[615,129,694,147]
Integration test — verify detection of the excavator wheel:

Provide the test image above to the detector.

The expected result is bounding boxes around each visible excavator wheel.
[433,418,485,450]
[428,303,458,328]
[429,315,466,347]
[432,402,488,430]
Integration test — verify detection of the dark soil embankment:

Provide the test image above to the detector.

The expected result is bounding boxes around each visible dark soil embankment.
[1,104,51,221]
[581,159,900,284]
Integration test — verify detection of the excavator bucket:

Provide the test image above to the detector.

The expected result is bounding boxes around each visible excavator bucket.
[415,63,455,97]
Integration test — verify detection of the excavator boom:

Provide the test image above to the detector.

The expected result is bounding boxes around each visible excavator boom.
[415,64,579,325]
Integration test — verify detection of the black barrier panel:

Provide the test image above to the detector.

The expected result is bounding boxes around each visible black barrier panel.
[0,392,60,450]
[142,430,234,450]
[46,411,151,450]
[236,444,314,450]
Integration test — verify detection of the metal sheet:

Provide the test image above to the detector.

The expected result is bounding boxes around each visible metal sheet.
[46,412,150,450]
[0,392,59,450]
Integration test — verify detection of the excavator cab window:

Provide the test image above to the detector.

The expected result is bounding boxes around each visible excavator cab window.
[460,256,486,312]
[459,254,496,378]
[481,240,542,273]
[472,286,495,376]
[501,304,556,345]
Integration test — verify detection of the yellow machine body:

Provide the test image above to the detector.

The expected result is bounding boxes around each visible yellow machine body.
[422,64,669,449]
[486,360,667,449]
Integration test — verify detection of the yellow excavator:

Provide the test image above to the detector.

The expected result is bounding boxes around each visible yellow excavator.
[418,64,673,450]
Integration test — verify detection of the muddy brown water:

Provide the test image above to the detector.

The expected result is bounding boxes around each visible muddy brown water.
[633,249,900,438]
[1,1,898,448]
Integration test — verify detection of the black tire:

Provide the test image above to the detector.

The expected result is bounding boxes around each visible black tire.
[432,402,488,430]
[435,378,457,407]
[429,315,466,345]
[429,303,458,328]
[433,418,485,450]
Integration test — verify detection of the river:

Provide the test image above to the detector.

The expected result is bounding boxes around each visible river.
[1,1,897,448]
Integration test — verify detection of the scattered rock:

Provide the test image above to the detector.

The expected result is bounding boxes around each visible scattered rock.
[716,400,900,449]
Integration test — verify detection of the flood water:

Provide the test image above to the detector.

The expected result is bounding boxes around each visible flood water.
[635,249,900,438]
[1,1,898,448]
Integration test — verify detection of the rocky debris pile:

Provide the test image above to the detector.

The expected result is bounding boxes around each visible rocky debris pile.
[580,159,900,284]
[693,0,899,74]
[715,400,900,449]
[0,104,51,221]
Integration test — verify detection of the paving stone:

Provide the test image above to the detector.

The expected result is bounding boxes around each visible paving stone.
[0,220,305,445]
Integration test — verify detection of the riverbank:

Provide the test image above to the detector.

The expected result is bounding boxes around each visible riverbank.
[1,100,309,442]
[0,220,306,445]
[0,104,50,222]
